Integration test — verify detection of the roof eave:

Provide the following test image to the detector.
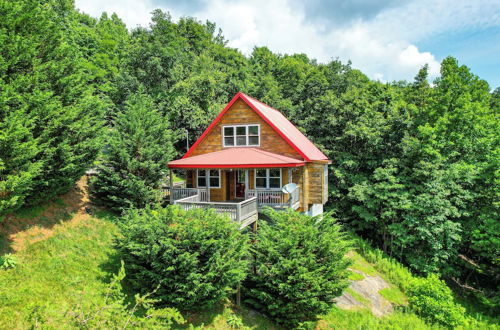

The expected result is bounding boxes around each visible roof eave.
[168,162,305,169]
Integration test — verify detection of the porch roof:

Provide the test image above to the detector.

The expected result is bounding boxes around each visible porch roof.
[168,148,305,169]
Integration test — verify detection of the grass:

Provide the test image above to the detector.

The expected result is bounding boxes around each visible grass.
[11,204,46,220]
[349,251,378,276]
[379,286,408,306]
[173,173,184,183]
[176,304,279,330]
[346,288,371,307]
[1,195,497,329]
[348,270,365,281]
[0,215,121,328]
[320,307,438,330]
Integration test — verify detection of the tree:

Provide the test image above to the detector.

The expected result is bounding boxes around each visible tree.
[0,0,105,215]
[90,92,175,211]
[244,209,351,327]
[116,206,250,310]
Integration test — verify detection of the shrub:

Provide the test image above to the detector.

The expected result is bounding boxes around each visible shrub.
[90,92,175,212]
[116,206,250,310]
[70,261,184,329]
[244,209,351,327]
[407,274,466,328]
[0,253,18,270]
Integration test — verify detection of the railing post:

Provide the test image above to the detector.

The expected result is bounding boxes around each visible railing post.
[236,203,241,223]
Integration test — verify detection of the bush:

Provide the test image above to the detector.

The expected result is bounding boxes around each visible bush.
[116,206,250,310]
[90,92,175,212]
[407,274,466,328]
[70,262,184,329]
[244,209,351,327]
[0,253,17,270]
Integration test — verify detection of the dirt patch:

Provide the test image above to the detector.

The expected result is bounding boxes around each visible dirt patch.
[0,176,92,254]
[335,269,394,317]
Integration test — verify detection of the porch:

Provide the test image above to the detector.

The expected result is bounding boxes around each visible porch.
[167,148,305,227]
[165,181,300,228]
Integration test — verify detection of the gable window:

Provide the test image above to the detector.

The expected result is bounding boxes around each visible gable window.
[197,169,220,188]
[223,125,260,147]
[255,169,281,189]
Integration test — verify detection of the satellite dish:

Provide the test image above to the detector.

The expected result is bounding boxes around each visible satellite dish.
[281,183,298,194]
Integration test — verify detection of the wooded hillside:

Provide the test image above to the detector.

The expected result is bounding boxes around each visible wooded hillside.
[1,0,498,317]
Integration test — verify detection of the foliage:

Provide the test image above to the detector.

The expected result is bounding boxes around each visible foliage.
[354,235,498,328]
[1,0,498,321]
[321,307,435,330]
[244,209,351,327]
[116,206,250,310]
[226,312,244,329]
[90,92,175,211]
[407,274,466,328]
[0,0,105,215]
[0,253,17,270]
[70,261,184,329]
[0,215,118,327]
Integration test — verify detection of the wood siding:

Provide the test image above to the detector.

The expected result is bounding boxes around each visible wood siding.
[190,99,302,159]
[305,162,328,205]
[180,99,329,208]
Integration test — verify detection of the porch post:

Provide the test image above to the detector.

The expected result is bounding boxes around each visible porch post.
[205,170,210,202]
[169,168,173,189]
[245,170,249,198]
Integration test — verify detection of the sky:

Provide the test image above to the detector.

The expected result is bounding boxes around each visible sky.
[75,0,500,88]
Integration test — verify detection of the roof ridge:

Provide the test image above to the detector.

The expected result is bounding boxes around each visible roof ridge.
[241,92,281,113]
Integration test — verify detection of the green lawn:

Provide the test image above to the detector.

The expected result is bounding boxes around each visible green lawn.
[1,205,496,329]
[0,215,121,328]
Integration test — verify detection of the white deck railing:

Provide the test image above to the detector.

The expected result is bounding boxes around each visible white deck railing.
[173,195,258,228]
[245,186,300,210]
[167,188,210,202]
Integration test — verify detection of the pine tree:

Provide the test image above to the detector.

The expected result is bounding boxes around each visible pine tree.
[90,93,175,211]
[0,0,105,214]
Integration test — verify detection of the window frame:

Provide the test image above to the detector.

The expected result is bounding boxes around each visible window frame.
[197,169,221,188]
[254,169,282,189]
[222,124,260,147]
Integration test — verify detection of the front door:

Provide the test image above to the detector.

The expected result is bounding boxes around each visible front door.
[236,170,246,198]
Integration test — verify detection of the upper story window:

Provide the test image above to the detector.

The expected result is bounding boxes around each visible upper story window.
[223,124,260,147]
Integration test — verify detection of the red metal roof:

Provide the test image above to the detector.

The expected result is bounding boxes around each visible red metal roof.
[169,148,305,168]
[182,92,329,161]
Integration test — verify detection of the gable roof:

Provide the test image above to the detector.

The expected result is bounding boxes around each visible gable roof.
[169,148,305,168]
[183,92,329,161]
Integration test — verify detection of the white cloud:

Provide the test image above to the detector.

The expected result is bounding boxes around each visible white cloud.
[74,0,500,82]
[76,0,154,28]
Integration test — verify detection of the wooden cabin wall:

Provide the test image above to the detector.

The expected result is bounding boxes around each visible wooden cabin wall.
[306,162,327,205]
[190,99,302,160]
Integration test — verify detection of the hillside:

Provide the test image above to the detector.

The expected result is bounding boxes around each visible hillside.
[1,178,496,329]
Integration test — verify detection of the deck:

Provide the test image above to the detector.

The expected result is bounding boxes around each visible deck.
[166,186,300,228]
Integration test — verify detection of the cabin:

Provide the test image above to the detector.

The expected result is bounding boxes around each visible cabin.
[167,92,330,228]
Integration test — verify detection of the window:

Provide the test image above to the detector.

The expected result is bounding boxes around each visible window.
[223,125,259,147]
[197,169,220,188]
[255,169,281,189]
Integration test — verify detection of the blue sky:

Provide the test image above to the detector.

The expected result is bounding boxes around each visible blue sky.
[76,0,500,89]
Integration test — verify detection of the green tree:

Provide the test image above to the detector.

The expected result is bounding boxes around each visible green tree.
[0,0,104,215]
[90,92,175,211]
[116,206,250,310]
[244,209,351,327]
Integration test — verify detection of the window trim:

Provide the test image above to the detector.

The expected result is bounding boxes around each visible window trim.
[254,169,282,189]
[222,124,260,147]
[197,169,221,188]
